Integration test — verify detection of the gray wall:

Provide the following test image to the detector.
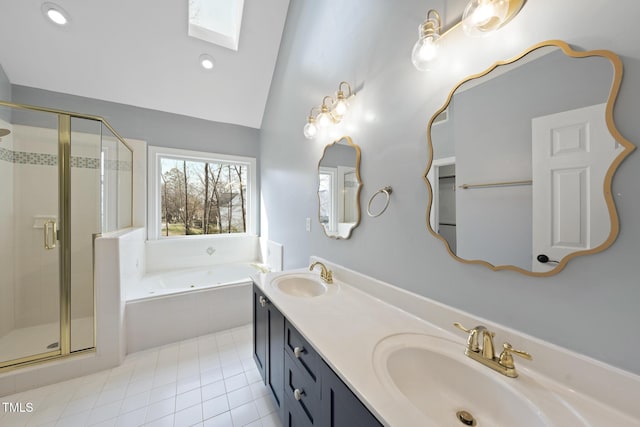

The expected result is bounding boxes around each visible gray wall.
[0,64,11,121]
[260,0,640,374]
[319,143,357,168]
[11,85,260,158]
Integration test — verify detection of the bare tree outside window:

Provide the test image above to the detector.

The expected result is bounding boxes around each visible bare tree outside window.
[160,157,248,236]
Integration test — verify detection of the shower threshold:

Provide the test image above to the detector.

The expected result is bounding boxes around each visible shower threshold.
[0,317,94,363]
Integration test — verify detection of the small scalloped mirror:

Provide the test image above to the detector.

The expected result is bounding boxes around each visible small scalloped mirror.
[318,136,362,239]
[425,40,635,276]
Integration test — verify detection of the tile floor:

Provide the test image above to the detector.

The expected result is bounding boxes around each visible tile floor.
[0,324,283,427]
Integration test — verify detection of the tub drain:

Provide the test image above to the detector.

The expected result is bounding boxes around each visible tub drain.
[46,342,59,349]
[456,410,477,426]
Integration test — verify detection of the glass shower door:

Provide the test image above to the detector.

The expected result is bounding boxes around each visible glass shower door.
[0,106,62,367]
[1,99,131,371]
[69,117,101,352]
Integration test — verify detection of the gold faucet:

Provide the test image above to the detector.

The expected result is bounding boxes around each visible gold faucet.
[454,322,532,378]
[309,261,333,284]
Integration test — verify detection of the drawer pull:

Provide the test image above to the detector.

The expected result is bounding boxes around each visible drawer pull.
[293,346,305,358]
[259,296,269,307]
[294,388,305,401]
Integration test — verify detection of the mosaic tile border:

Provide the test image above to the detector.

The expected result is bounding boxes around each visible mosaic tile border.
[0,147,131,171]
[13,150,57,166]
[0,147,13,163]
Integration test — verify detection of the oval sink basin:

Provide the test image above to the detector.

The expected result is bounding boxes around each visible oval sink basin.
[373,334,580,426]
[271,273,331,297]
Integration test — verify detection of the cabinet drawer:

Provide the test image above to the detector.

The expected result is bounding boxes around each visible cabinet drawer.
[284,320,320,381]
[284,352,320,425]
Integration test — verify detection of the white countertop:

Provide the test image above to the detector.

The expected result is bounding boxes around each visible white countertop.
[253,257,640,426]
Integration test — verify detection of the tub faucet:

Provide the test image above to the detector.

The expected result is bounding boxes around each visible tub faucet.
[454,322,532,378]
[309,261,333,284]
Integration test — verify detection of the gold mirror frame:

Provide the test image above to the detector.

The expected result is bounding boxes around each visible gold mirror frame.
[317,136,362,240]
[423,40,635,277]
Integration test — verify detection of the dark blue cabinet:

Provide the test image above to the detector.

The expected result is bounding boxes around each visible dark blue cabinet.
[320,361,382,427]
[253,284,382,427]
[253,287,267,378]
[253,285,285,420]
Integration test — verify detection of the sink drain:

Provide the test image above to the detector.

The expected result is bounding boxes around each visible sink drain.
[456,410,477,426]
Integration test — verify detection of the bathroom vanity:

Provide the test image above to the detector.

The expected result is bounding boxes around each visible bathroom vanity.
[252,258,640,426]
[253,285,381,426]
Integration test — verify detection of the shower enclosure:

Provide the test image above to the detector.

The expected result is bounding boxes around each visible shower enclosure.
[0,100,132,370]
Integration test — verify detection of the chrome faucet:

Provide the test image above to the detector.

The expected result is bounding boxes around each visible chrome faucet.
[309,261,333,284]
[454,322,532,378]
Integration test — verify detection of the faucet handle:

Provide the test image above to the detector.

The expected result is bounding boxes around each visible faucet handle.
[453,322,485,352]
[453,322,471,334]
[324,269,333,284]
[498,342,532,369]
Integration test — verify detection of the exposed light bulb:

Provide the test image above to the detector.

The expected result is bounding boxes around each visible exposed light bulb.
[411,34,440,71]
[303,121,317,139]
[333,98,348,117]
[333,84,352,117]
[316,111,331,128]
[411,10,441,71]
[472,3,495,25]
[462,0,509,36]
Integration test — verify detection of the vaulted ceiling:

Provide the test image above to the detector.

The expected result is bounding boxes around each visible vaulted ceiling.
[0,0,290,129]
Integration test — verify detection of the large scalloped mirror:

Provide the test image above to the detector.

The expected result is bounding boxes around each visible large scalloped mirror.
[425,40,635,276]
[318,136,362,239]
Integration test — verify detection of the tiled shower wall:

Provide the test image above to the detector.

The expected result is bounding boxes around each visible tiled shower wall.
[12,125,61,328]
[2,123,103,330]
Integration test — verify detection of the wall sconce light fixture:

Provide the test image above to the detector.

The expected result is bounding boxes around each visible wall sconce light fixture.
[333,81,354,118]
[303,82,355,139]
[303,107,320,139]
[316,96,336,128]
[411,10,441,71]
[462,0,524,36]
[412,0,526,71]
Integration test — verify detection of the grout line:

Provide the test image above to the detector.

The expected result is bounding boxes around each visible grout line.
[1,324,281,427]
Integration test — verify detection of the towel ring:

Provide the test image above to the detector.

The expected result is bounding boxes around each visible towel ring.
[367,186,392,217]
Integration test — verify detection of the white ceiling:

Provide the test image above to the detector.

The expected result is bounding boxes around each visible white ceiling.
[0,0,290,129]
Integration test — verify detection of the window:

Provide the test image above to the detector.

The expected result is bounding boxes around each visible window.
[148,146,256,239]
[188,0,245,51]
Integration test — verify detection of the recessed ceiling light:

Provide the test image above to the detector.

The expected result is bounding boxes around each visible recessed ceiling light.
[42,2,70,26]
[199,54,216,70]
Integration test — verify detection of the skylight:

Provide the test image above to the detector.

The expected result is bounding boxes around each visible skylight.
[188,0,245,51]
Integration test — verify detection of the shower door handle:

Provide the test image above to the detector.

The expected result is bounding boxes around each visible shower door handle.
[44,220,57,250]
